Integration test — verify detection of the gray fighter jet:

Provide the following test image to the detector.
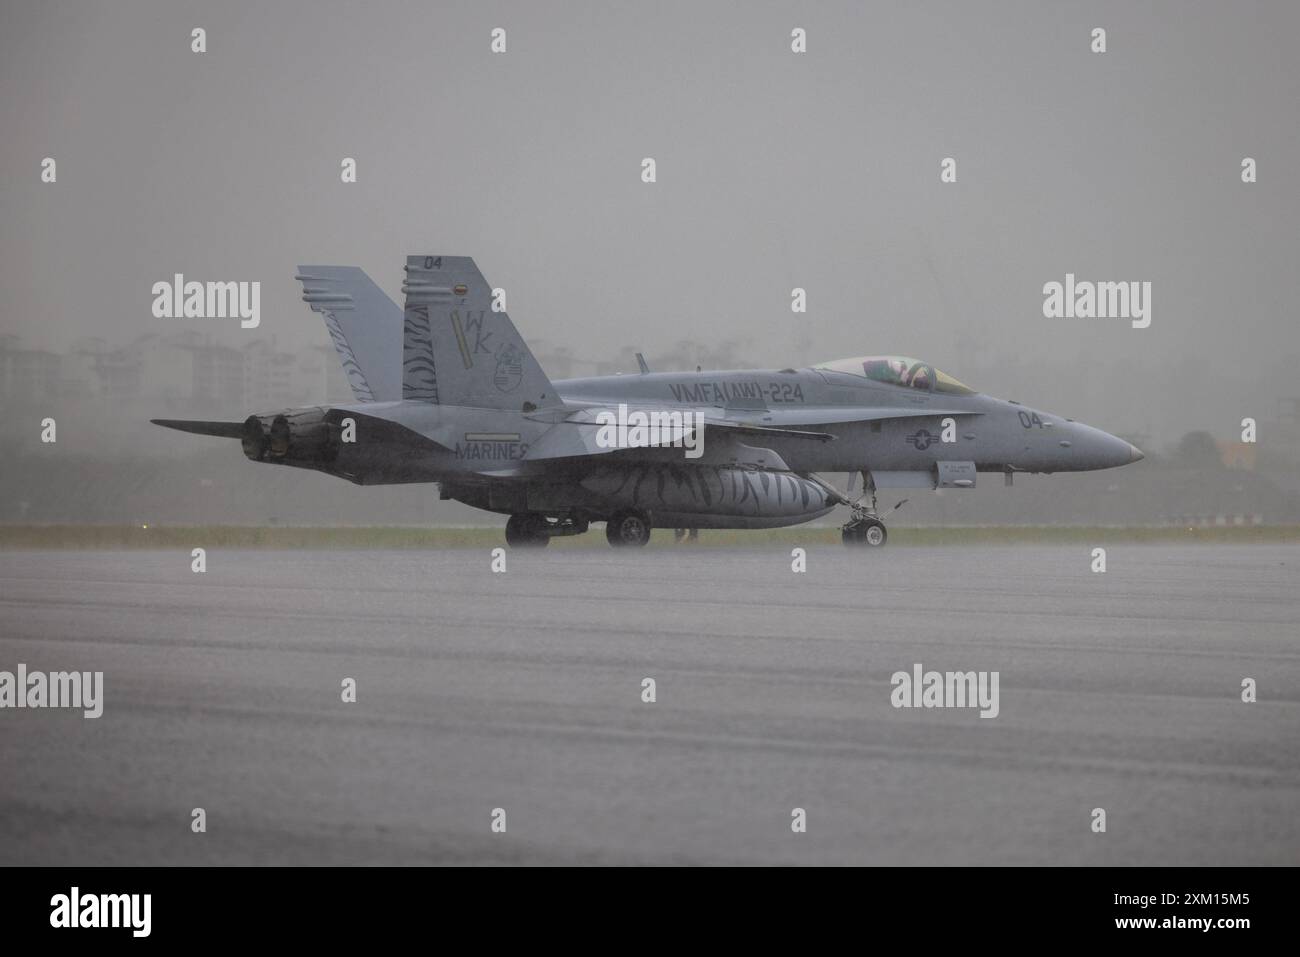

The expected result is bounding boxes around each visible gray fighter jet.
[154,256,1144,548]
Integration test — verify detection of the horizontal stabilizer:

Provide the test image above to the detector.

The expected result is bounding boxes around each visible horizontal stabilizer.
[150,419,246,438]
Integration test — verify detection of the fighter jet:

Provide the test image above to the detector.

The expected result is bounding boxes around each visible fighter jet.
[153,256,1144,548]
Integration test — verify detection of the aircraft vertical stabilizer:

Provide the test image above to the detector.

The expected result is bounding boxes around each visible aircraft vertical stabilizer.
[401,255,561,409]
[296,266,404,402]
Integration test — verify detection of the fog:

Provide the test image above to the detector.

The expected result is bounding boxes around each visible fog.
[3,1,1298,524]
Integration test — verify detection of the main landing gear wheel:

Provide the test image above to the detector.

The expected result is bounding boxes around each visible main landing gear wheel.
[505,513,550,548]
[606,510,652,548]
[842,517,887,547]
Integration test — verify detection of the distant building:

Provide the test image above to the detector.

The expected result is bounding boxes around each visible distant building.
[66,333,341,408]
[72,332,220,401]
[1216,440,1257,470]
[302,344,351,404]
[241,339,298,409]
[534,345,575,380]
[0,335,64,400]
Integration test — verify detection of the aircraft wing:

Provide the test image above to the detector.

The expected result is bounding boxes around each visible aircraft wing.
[522,406,827,460]
[526,424,792,477]
[729,405,979,428]
[523,403,971,463]
[523,409,693,461]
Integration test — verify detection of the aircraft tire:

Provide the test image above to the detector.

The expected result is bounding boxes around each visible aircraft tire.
[606,510,651,548]
[843,519,887,547]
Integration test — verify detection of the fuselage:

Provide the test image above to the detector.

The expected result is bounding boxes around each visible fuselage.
[552,366,1141,476]
[230,360,1141,531]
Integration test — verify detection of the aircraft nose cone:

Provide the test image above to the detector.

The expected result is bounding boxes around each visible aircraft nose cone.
[1096,432,1141,469]
[1066,422,1143,470]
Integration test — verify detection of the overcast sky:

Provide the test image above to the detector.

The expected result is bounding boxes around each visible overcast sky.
[3,0,1298,445]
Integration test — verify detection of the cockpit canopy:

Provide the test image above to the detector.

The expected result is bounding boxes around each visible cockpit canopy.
[814,356,976,395]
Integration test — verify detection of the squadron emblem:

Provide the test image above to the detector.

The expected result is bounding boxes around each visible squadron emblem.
[493,342,524,393]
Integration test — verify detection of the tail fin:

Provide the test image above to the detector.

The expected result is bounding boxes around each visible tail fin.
[400,255,561,409]
[296,266,403,402]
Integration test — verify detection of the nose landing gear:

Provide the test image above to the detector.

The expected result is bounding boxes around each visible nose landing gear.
[841,495,888,547]
[839,472,906,548]
[842,510,888,547]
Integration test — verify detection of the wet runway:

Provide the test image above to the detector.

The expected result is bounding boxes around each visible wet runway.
[1,543,1298,865]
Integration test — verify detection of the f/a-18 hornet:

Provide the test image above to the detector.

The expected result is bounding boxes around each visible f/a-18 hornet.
[154,256,1143,548]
